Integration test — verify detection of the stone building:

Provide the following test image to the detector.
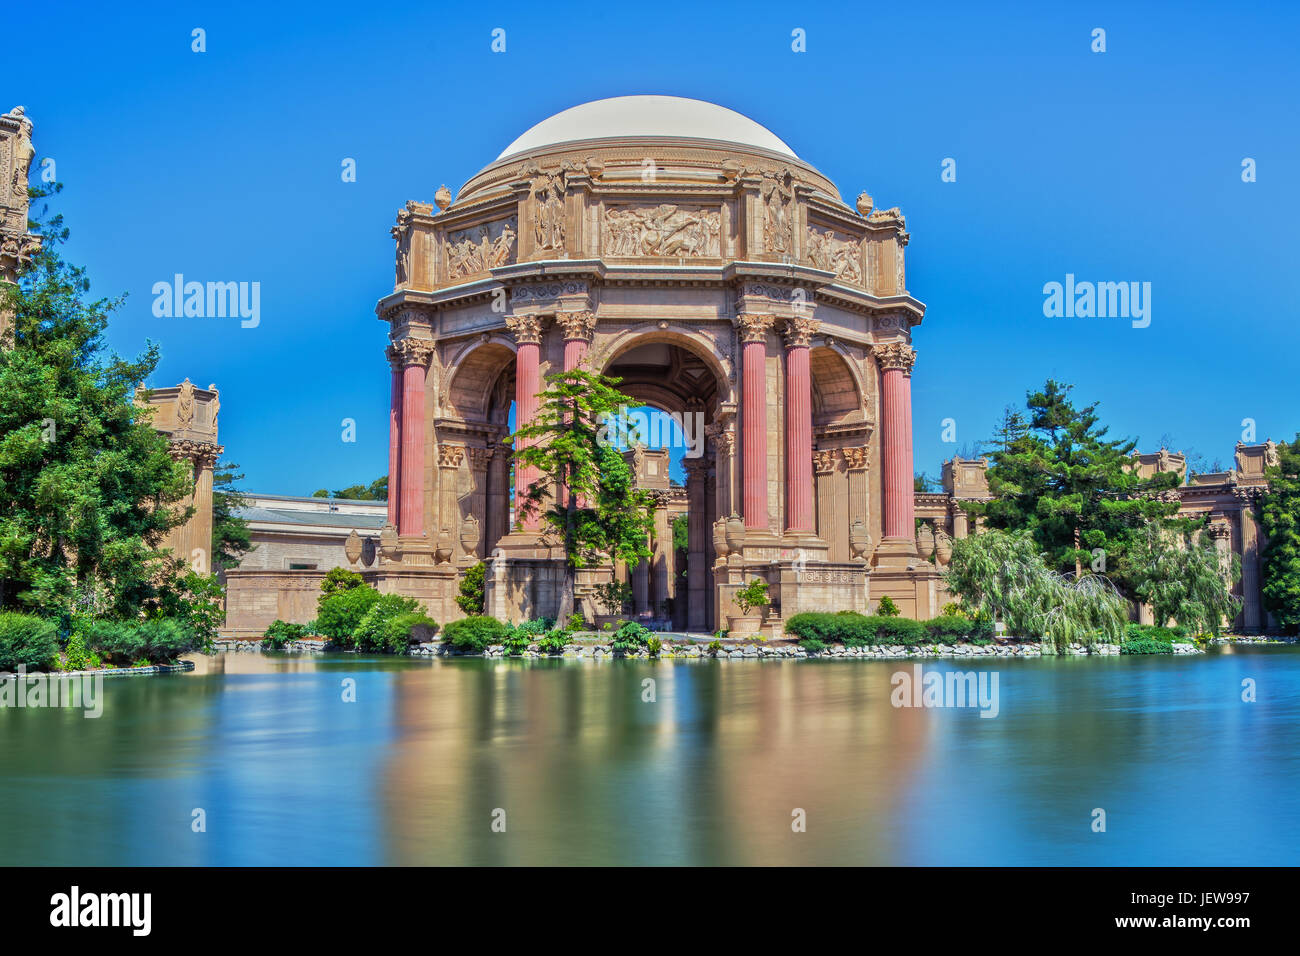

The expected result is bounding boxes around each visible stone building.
[1,105,41,343]
[369,95,975,633]
[136,379,223,572]
[1132,442,1278,632]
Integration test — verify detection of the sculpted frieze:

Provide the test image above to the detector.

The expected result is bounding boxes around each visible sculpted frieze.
[603,203,721,257]
[760,169,796,255]
[446,216,517,280]
[806,225,863,285]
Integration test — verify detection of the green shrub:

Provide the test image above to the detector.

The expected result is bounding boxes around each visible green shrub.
[456,561,486,615]
[1121,637,1174,655]
[88,618,199,666]
[799,637,827,653]
[611,620,652,653]
[262,619,310,649]
[352,594,429,652]
[874,617,926,645]
[876,595,901,617]
[785,612,841,643]
[536,627,571,655]
[0,612,59,672]
[925,614,973,645]
[320,567,366,597]
[62,629,100,670]
[443,615,508,652]
[315,585,381,643]
[646,636,663,657]
[707,640,723,653]
[734,578,770,615]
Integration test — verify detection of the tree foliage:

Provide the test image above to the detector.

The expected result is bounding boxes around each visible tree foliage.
[1129,524,1240,637]
[211,459,253,571]
[945,528,1128,650]
[1260,435,1300,633]
[0,182,192,617]
[510,369,655,622]
[966,380,1190,596]
[312,476,388,501]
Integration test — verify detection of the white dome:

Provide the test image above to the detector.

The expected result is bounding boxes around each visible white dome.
[496,95,797,161]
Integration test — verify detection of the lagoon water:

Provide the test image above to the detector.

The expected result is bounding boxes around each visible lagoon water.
[1,646,1297,866]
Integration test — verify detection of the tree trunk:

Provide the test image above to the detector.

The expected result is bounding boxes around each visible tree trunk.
[557,564,575,626]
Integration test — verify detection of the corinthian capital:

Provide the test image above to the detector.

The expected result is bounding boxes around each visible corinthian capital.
[505,312,545,346]
[394,337,435,367]
[873,342,916,374]
[782,316,820,348]
[555,309,596,343]
[737,312,775,344]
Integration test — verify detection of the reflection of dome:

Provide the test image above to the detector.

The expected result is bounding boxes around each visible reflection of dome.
[496,95,797,161]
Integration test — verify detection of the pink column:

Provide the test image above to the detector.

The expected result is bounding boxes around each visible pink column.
[739,314,773,531]
[558,311,595,509]
[507,313,544,530]
[879,343,917,540]
[783,318,818,533]
[386,353,402,527]
[398,341,430,537]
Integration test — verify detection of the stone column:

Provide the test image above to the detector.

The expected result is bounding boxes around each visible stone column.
[396,338,433,537]
[651,491,672,618]
[632,554,650,615]
[1236,491,1263,632]
[685,457,709,631]
[485,440,511,553]
[557,309,595,371]
[876,343,917,543]
[739,313,774,531]
[466,447,493,558]
[783,317,818,533]
[386,347,402,528]
[505,313,544,530]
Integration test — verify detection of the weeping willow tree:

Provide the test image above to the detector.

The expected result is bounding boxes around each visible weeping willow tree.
[1129,524,1240,637]
[945,529,1128,651]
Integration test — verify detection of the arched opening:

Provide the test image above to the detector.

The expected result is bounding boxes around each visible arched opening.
[601,336,725,632]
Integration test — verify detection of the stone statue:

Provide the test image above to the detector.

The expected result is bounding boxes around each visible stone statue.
[176,379,195,428]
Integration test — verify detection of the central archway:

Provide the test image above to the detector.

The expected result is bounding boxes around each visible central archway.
[600,332,727,632]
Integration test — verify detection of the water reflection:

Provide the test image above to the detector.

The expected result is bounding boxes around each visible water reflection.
[1,649,1297,865]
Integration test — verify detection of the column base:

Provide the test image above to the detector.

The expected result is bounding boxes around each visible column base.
[870,535,920,571]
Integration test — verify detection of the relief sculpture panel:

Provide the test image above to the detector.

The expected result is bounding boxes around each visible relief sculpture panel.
[446,216,518,280]
[603,204,721,258]
[806,224,863,285]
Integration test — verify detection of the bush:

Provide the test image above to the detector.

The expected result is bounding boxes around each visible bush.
[874,617,926,646]
[456,561,486,615]
[876,595,901,617]
[535,627,571,655]
[262,619,310,649]
[925,614,973,645]
[646,636,663,657]
[1121,637,1174,655]
[315,585,381,643]
[320,567,366,597]
[62,629,100,670]
[799,637,827,653]
[351,594,424,652]
[611,620,652,653]
[0,612,59,672]
[443,615,508,652]
[87,618,199,666]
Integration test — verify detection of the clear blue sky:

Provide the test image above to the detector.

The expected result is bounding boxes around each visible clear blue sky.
[10,0,1298,493]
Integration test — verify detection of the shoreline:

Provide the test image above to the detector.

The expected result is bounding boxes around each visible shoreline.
[211,635,1298,661]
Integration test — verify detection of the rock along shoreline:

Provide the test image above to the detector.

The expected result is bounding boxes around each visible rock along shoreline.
[202,637,1300,661]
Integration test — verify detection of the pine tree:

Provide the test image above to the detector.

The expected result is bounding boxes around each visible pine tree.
[0,183,191,616]
[211,459,253,571]
[966,380,1191,597]
[1260,435,1300,633]
[511,369,655,622]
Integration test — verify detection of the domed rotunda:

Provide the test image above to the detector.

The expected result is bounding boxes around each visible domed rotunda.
[369,95,987,630]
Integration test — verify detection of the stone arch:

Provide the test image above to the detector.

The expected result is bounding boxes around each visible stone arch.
[593,323,734,408]
[442,337,516,423]
[810,344,865,426]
